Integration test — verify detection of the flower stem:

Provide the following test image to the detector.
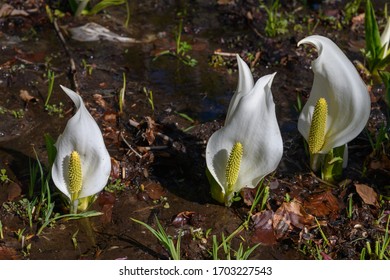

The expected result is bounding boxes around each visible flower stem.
[321,145,345,183]
[70,199,79,214]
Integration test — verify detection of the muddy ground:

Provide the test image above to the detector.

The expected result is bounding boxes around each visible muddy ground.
[0,0,389,260]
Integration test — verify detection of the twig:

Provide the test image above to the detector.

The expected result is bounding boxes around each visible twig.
[120,132,142,158]
[52,18,79,93]
[213,51,238,57]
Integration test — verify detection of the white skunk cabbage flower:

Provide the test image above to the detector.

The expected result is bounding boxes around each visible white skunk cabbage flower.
[380,17,390,58]
[52,86,111,212]
[206,55,283,206]
[297,35,370,169]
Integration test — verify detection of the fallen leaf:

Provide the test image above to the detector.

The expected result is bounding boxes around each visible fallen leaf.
[303,190,341,217]
[144,116,157,145]
[240,187,257,206]
[172,211,196,227]
[93,94,107,109]
[251,210,277,245]
[273,200,315,240]
[103,112,117,123]
[0,246,20,260]
[142,181,165,200]
[355,184,379,207]
[369,154,390,170]
[0,4,29,18]
[97,191,116,224]
[110,158,121,180]
[19,89,38,103]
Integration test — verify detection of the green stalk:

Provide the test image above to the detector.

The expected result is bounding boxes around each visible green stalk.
[321,145,345,183]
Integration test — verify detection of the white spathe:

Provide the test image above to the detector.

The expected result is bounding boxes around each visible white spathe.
[52,85,111,200]
[297,35,371,156]
[206,55,283,200]
[380,17,390,58]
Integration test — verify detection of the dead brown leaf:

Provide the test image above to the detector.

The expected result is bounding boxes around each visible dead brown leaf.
[0,246,20,260]
[93,94,107,109]
[144,116,157,145]
[355,184,379,207]
[142,181,165,200]
[0,4,29,18]
[97,191,116,224]
[369,154,390,170]
[172,211,196,227]
[303,190,341,217]
[251,210,277,245]
[273,200,315,240]
[19,89,38,103]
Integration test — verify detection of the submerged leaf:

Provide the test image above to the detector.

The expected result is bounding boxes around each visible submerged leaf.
[69,22,141,43]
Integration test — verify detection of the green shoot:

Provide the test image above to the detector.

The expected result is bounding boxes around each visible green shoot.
[294,92,303,113]
[153,8,197,67]
[44,69,55,107]
[0,169,10,183]
[347,193,354,219]
[342,0,362,25]
[143,87,155,112]
[119,72,126,114]
[74,0,130,27]
[364,0,390,75]
[378,215,390,260]
[81,59,94,75]
[260,0,288,37]
[175,111,194,123]
[315,217,329,246]
[131,216,181,260]
[36,211,102,236]
[0,220,3,239]
[243,179,268,227]
[363,215,390,260]
[15,228,25,242]
[235,242,261,260]
[366,124,389,157]
[175,111,196,131]
[211,232,260,260]
[379,71,390,107]
[72,229,79,249]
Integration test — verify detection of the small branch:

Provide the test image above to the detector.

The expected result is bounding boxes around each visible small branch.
[52,17,79,93]
[213,51,238,57]
[120,132,142,158]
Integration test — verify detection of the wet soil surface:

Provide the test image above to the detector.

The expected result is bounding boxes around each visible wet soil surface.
[0,0,389,260]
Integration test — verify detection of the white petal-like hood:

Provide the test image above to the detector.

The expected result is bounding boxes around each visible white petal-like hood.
[380,17,390,58]
[297,35,371,154]
[225,55,254,124]
[206,66,283,197]
[52,86,111,199]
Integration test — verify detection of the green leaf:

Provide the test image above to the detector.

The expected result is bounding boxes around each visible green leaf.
[379,71,390,105]
[84,0,125,16]
[365,0,382,71]
[44,133,57,168]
